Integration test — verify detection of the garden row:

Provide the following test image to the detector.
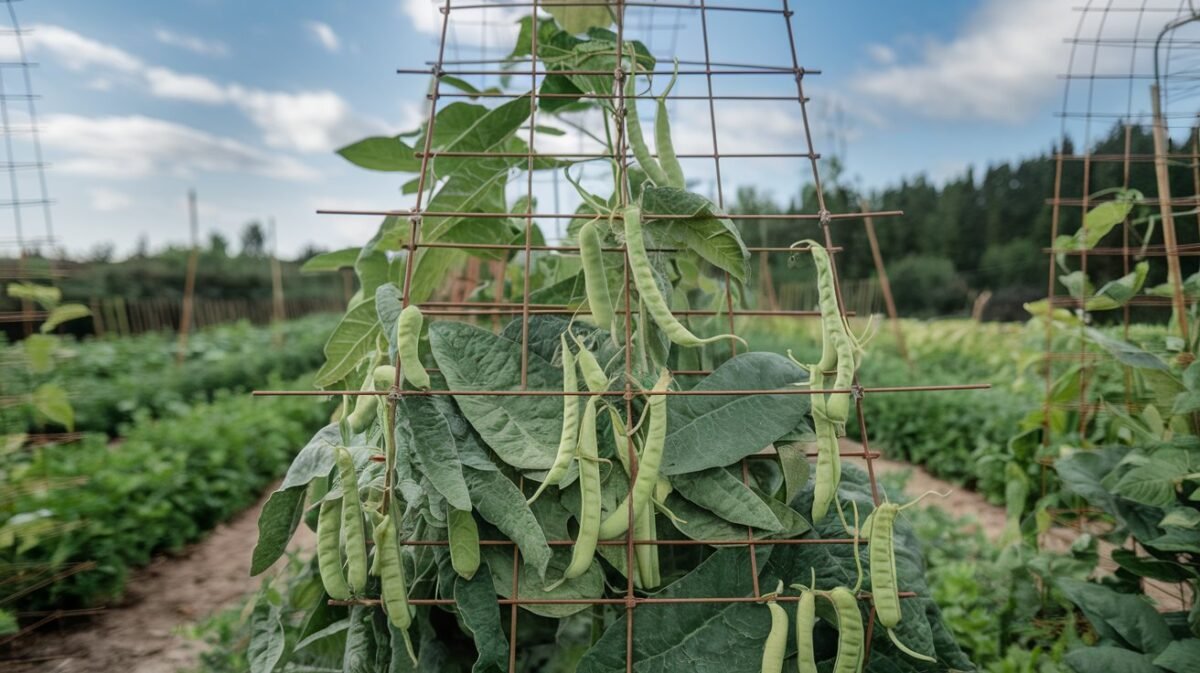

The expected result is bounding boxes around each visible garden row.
[0,375,331,619]
[1,313,336,436]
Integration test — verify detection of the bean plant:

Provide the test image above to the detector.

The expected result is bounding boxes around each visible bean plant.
[248,10,968,672]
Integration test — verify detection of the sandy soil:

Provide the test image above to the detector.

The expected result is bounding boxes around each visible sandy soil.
[6,486,316,673]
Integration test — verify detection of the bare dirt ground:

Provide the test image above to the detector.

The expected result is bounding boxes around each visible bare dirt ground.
[7,485,316,673]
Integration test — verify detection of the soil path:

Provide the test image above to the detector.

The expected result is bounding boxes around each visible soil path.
[10,485,317,673]
[858,440,1186,611]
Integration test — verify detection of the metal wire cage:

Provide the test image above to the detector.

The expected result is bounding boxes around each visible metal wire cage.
[258,1,988,669]
[1040,1,1200,609]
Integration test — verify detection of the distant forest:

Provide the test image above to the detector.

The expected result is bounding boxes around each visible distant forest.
[734,121,1200,320]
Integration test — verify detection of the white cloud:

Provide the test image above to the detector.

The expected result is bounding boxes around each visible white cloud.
[307,21,341,53]
[153,28,229,57]
[401,0,523,49]
[866,44,896,65]
[852,0,1142,123]
[42,114,318,181]
[24,24,388,154]
[144,66,228,104]
[26,24,142,73]
[89,187,133,212]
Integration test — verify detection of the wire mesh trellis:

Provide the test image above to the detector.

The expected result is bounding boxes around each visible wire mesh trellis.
[1040,1,1200,611]
[256,1,990,669]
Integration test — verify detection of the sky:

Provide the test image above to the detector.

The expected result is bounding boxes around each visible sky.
[0,0,1187,258]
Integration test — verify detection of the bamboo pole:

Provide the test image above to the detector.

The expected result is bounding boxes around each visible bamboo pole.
[860,199,911,369]
[1150,84,1190,342]
[176,189,200,362]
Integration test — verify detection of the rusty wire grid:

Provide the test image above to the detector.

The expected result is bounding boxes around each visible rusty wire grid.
[255,1,990,669]
[1039,1,1200,610]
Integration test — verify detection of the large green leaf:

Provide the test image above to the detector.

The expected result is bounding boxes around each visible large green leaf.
[1056,578,1173,654]
[1153,639,1200,673]
[576,546,769,673]
[463,466,552,580]
[337,135,418,172]
[642,186,751,282]
[661,352,809,475]
[482,543,603,618]
[1064,646,1161,673]
[429,321,563,470]
[1115,447,1200,508]
[454,559,509,673]
[251,425,340,574]
[544,0,612,34]
[22,334,54,374]
[1087,262,1150,311]
[672,468,782,531]
[343,605,379,673]
[315,298,381,388]
[248,602,286,673]
[399,395,472,511]
[6,282,60,309]
[1083,328,1169,371]
[301,247,360,273]
[31,382,72,430]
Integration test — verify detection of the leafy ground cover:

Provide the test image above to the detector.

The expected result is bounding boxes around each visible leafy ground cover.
[0,375,331,613]
[0,313,335,436]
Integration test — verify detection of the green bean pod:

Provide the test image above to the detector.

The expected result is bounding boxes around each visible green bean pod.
[335,446,368,595]
[579,220,615,332]
[563,396,602,580]
[810,365,841,522]
[624,205,744,348]
[396,304,430,390]
[599,369,671,539]
[316,497,350,600]
[869,503,901,628]
[654,69,685,189]
[345,373,379,433]
[795,588,818,673]
[761,593,788,673]
[448,507,481,581]
[829,587,865,673]
[373,513,417,664]
[624,74,670,186]
[528,335,582,504]
[572,333,610,393]
[633,493,659,589]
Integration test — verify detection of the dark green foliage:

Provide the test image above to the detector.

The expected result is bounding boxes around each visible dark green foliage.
[0,377,331,609]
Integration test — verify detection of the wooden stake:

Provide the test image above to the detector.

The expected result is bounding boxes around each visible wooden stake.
[1150,84,1190,342]
[269,217,285,346]
[860,199,911,369]
[176,189,200,363]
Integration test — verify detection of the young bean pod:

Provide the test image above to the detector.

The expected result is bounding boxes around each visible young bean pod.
[795,588,818,673]
[654,65,685,189]
[810,365,841,522]
[599,368,671,539]
[335,446,368,595]
[373,513,417,664]
[760,583,788,673]
[563,396,602,580]
[624,205,744,348]
[623,72,670,187]
[396,304,430,390]
[868,502,901,628]
[528,334,581,504]
[316,497,350,600]
[829,586,865,673]
[579,220,616,333]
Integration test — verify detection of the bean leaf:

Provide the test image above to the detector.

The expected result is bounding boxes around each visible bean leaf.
[661,352,809,475]
[672,467,782,531]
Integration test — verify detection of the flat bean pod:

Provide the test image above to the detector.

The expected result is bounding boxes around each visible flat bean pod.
[795,588,818,673]
[868,503,901,628]
[397,305,430,390]
[624,205,743,348]
[373,513,417,664]
[623,73,670,187]
[761,583,788,673]
[563,396,601,580]
[527,334,581,504]
[654,67,685,189]
[579,220,616,332]
[599,369,671,539]
[316,497,350,600]
[335,446,368,595]
[829,586,865,673]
